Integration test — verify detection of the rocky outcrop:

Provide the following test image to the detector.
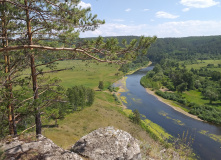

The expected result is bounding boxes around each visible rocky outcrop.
[72,126,141,160]
[0,135,82,160]
[1,126,141,160]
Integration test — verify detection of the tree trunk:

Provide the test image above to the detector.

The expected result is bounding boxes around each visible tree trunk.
[1,0,16,136]
[25,0,41,137]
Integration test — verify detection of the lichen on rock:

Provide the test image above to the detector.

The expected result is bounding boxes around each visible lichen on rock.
[72,126,141,160]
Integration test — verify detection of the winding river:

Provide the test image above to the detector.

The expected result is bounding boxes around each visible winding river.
[114,66,221,160]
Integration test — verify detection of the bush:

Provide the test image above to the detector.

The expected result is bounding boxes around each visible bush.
[98,81,104,90]
[129,109,141,124]
[155,90,187,105]
[113,93,120,104]
[189,105,221,124]
[108,85,117,92]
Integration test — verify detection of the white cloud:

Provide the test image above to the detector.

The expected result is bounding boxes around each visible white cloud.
[78,1,91,9]
[180,0,220,8]
[80,23,151,37]
[143,9,150,12]
[80,20,221,38]
[113,19,125,22]
[125,8,131,12]
[156,11,179,19]
[182,8,190,12]
[155,20,221,37]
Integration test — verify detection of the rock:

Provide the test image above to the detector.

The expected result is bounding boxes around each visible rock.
[71,126,141,160]
[0,135,82,160]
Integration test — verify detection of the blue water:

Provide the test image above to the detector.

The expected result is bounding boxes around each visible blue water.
[114,66,221,160]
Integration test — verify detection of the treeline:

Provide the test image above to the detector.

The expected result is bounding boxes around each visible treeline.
[147,35,221,62]
[140,60,221,124]
[119,55,149,73]
[88,35,221,63]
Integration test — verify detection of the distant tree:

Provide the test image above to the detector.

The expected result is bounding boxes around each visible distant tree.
[203,88,218,104]
[67,85,95,110]
[98,81,104,90]
[130,109,141,124]
[176,82,187,93]
[207,64,214,68]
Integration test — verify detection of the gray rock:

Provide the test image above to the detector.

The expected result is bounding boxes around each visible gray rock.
[0,135,82,160]
[72,126,141,160]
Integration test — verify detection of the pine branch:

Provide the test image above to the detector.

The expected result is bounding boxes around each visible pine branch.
[0,45,116,63]
[35,56,75,67]
[36,68,73,75]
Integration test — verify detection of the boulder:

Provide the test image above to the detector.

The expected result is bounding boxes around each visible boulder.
[72,126,141,160]
[0,135,82,160]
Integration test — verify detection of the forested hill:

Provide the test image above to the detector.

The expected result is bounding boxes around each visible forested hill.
[147,35,221,62]
[84,35,221,62]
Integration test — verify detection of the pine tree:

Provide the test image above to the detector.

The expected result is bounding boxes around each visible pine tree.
[0,0,156,137]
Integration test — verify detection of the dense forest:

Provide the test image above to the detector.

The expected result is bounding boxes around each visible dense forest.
[94,35,221,62]
[147,35,221,62]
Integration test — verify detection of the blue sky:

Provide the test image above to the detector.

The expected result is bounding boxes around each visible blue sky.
[79,0,221,38]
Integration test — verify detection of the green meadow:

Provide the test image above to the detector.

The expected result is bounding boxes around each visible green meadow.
[44,60,124,89]
[183,90,221,110]
[183,60,221,71]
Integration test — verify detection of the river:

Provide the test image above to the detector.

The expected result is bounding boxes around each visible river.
[114,66,221,160]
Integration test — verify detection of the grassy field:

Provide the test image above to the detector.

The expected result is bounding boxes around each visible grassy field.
[183,60,221,71]
[183,90,221,110]
[44,60,124,89]
[42,60,194,159]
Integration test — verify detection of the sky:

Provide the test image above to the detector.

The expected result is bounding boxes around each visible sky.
[79,0,221,38]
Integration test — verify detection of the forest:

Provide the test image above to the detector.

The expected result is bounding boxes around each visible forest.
[140,36,221,124]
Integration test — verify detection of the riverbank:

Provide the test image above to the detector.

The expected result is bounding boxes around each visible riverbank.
[115,61,153,109]
[116,61,202,121]
[126,61,153,75]
[144,88,203,121]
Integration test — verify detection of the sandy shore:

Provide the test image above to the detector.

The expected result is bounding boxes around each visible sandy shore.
[145,88,203,121]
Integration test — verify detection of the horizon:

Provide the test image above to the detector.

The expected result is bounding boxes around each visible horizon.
[79,0,221,38]
[81,34,221,39]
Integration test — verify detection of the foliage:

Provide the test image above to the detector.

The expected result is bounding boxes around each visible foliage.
[98,81,104,90]
[129,109,141,124]
[66,85,95,111]
[189,104,221,124]
[113,93,121,104]
[155,90,187,105]
[0,0,156,137]
[140,76,161,90]
[147,35,221,62]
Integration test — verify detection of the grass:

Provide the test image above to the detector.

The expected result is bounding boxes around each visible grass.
[183,90,207,105]
[183,60,221,71]
[183,90,221,110]
[45,60,124,89]
[44,91,153,149]
[41,60,194,159]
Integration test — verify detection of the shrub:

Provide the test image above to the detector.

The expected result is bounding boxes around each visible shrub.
[98,81,104,90]
[129,109,141,124]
